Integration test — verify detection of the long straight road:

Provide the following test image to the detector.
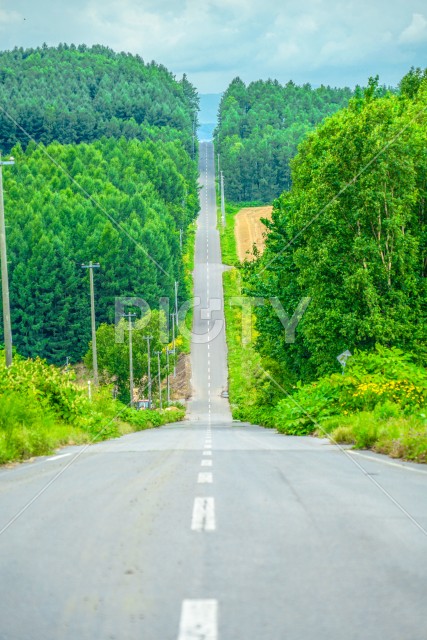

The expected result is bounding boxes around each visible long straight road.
[0,142,427,640]
[188,141,231,425]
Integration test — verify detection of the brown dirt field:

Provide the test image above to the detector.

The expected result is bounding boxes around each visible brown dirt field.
[235,206,273,262]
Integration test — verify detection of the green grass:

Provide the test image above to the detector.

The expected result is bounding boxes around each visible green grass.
[219,203,240,266]
[219,200,284,426]
[218,200,266,421]
[0,394,185,465]
[183,220,196,275]
[223,269,264,420]
[180,219,196,354]
[0,354,185,465]
[320,411,427,462]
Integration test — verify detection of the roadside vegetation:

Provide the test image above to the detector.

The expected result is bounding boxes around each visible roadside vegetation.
[181,219,197,354]
[0,351,185,465]
[219,67,427,463]
[219,203,240,265]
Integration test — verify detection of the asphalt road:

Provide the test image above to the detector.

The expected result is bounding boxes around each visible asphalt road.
[0,142,426,640]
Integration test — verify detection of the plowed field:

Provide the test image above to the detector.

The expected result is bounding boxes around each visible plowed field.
[235,206,273,261]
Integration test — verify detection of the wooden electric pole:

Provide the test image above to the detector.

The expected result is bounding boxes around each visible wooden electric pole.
[0,154,15,367]
[81,261,100,385]
[145,335,153,407]
[123,312,136,406]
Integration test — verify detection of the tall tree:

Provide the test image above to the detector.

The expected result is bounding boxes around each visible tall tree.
[244,73,427,382]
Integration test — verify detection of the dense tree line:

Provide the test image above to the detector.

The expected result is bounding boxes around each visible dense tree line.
[0,45,200,366]
[0,44,198,155]
[1,137,198,365]
[243,69,427,384]
[215,77,353,202]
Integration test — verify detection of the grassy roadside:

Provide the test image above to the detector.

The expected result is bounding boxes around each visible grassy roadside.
[219,206,427,463]
[223,267,265,420]
[219,203,265,420]
[0,353,185,465]
[219,203,239,266]
[180,219,196,354]
[272,347,427,463]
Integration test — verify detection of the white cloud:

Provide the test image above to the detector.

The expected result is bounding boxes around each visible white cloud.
[1,0,427,91]
[399,13,427,44]
[0,9,22,25]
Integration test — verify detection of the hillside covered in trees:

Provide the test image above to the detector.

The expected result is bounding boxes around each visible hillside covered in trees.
[0,44,198,154]
[0,45,199,366]
[215,77,353,202]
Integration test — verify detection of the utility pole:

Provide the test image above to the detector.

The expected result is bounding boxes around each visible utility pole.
[81,261,100,386]
[192,115,196,160]
[123,312,136,406]
[155,350,162,410]
[217,153,220,194]
[220,170,225,227]
[0,153,15,367]
[145,335,153,407]
[174,280,179,328]
[166,347,170,405]
[171,312,176,377]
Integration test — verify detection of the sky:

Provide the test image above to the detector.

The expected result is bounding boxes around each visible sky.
[0,0,426,94]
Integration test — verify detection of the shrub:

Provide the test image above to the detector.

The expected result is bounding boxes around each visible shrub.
[0,351,186,464]
[272,346,427,435]
[0,391,56,463]
[0,353,90,422]
[123,407,185,430]
[373,401,402,421]
[324,411,427,462]
[329,425,355,444]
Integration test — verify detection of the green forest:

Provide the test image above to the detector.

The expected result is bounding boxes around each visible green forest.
[0,44,198,461]
[214,77,353,202]
[221,68,427,461]
[3,137,198,364]
[0,44,198,154]
[0,45,199,368]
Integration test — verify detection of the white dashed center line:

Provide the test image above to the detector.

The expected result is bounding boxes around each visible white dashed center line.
[177,600,218,640]
[198,472,213,484]
[191,497,216,532]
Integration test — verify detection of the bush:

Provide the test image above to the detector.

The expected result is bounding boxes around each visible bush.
[0,353,90,422]
[373,401,402,421]
[321,410,427,462]
[236,404,278,428]
[0,351,187,464]
[272,346,427,435]
[0,391,56,463]
[329,425,355,444]
[123,407,185,430]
